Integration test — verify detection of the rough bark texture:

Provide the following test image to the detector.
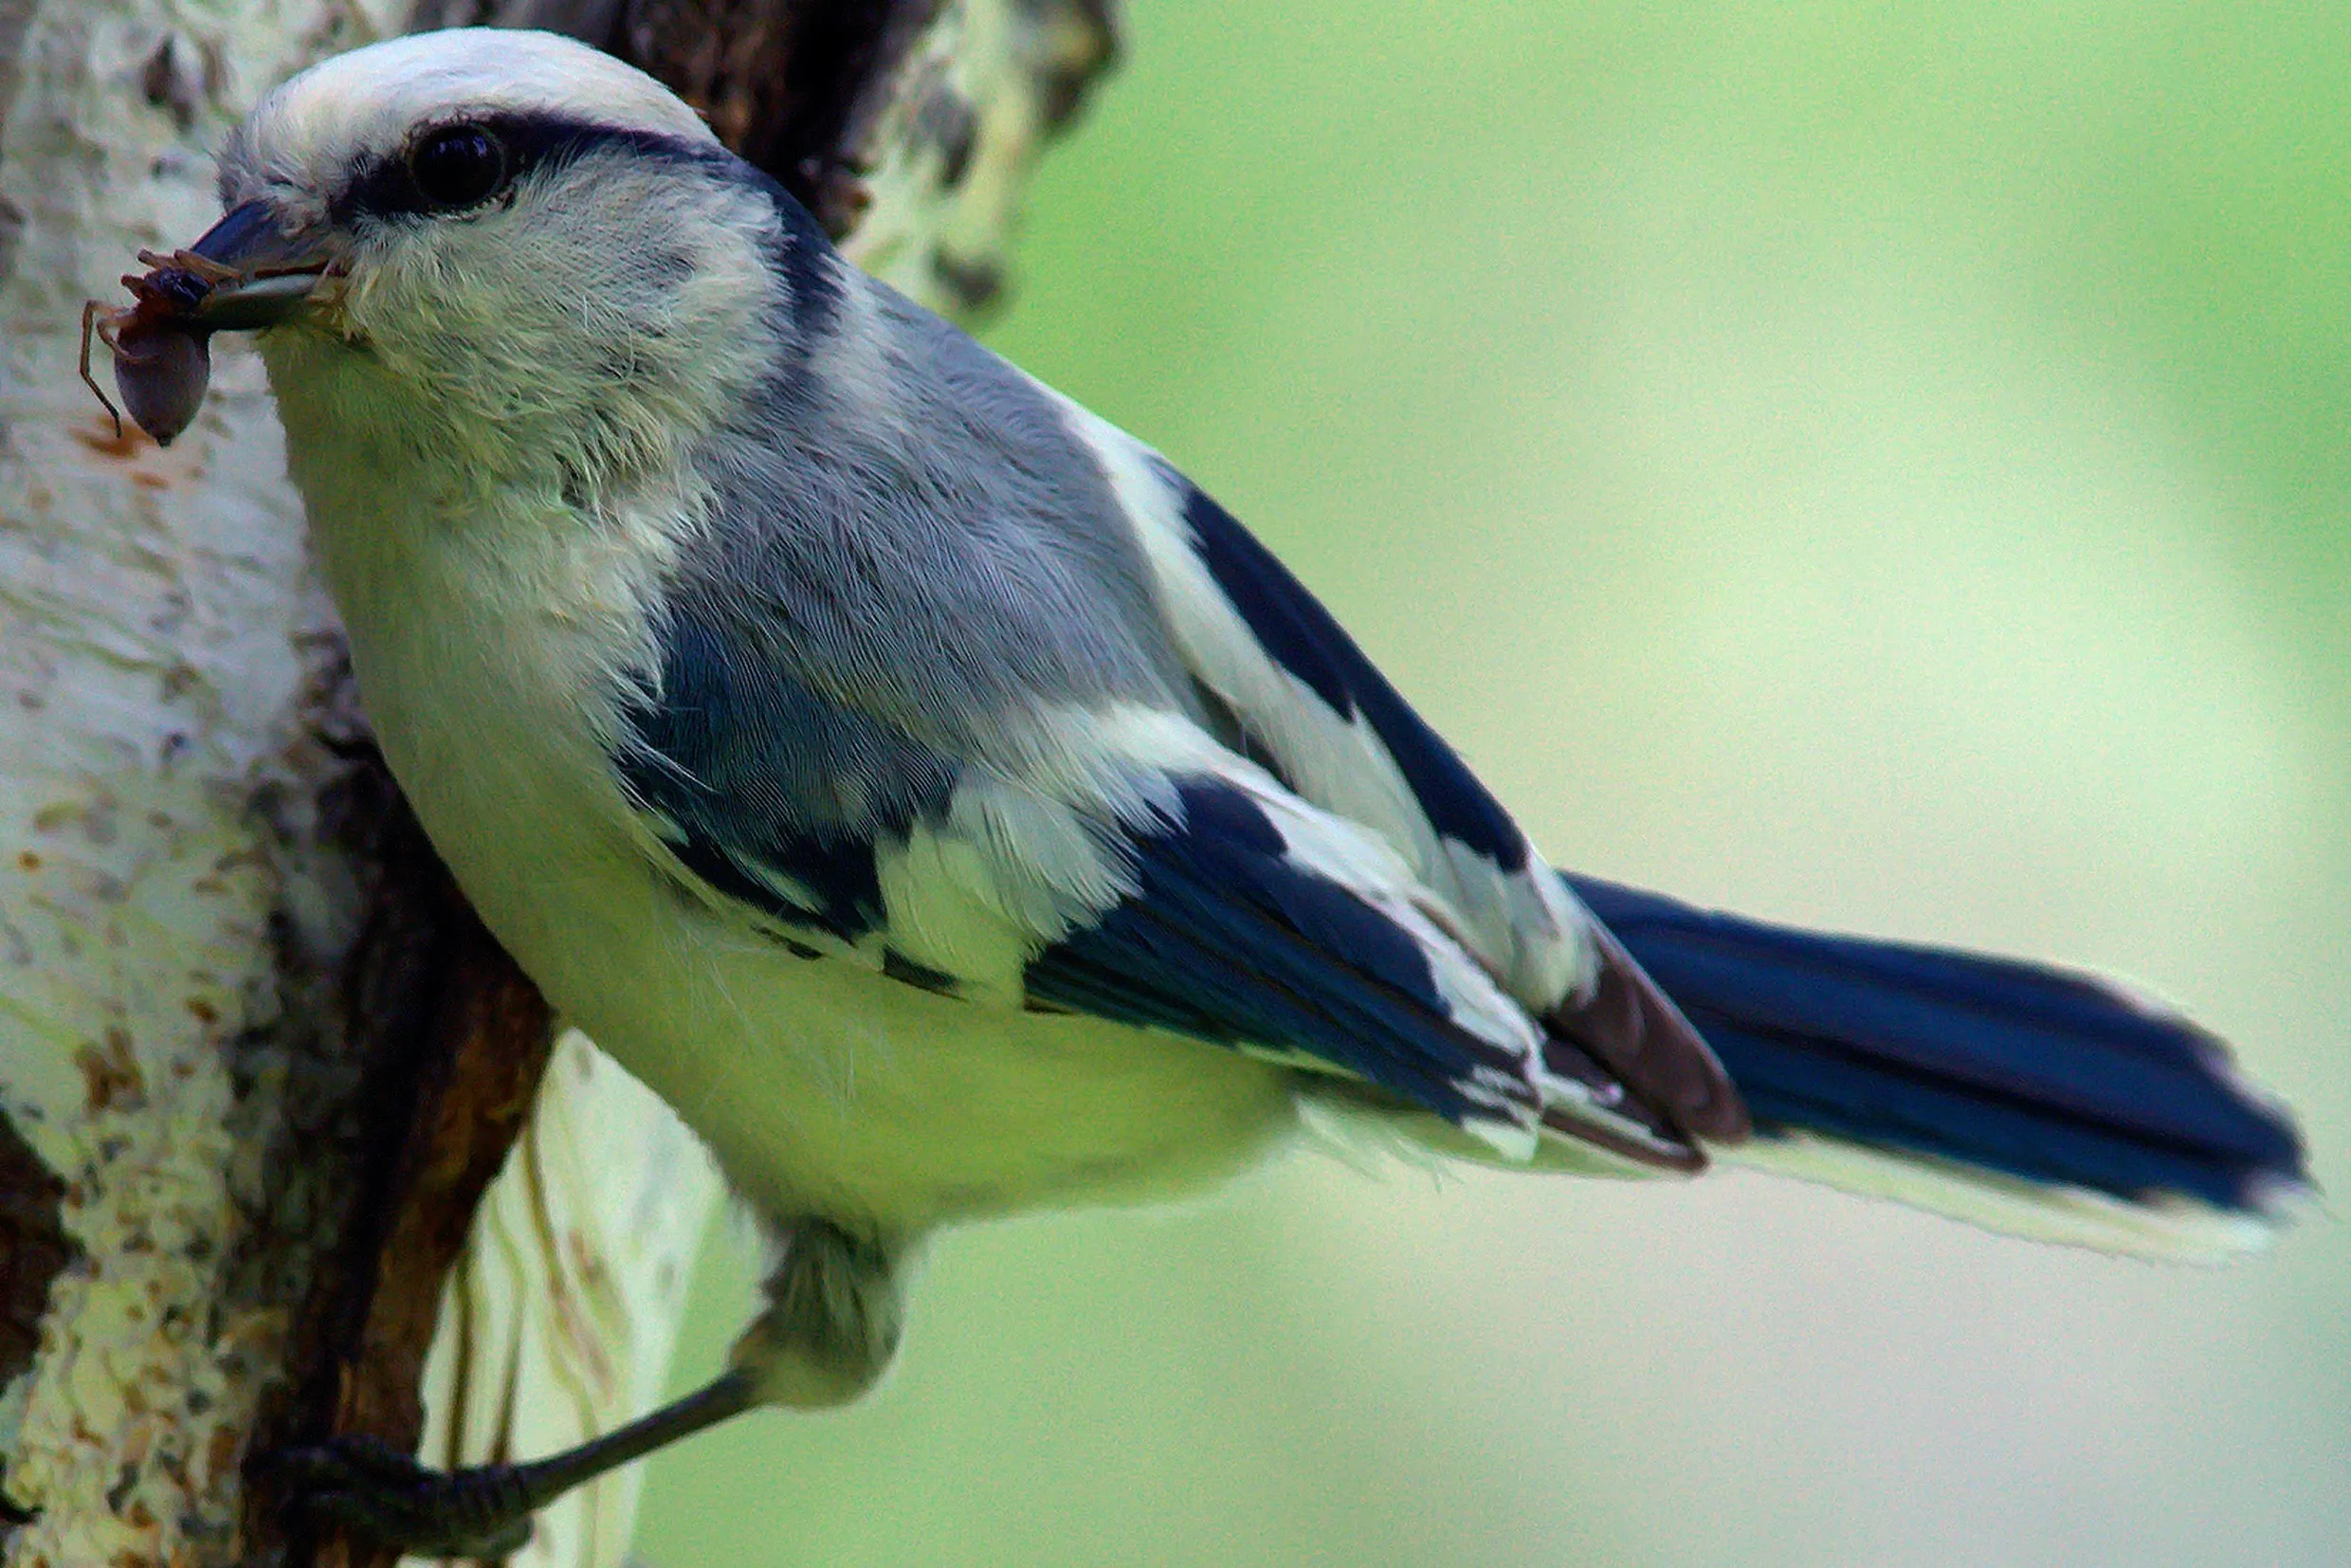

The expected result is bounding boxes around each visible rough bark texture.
[0,2,1118,1565]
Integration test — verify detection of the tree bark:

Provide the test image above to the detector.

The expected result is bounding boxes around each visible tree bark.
[0,3,1117,1565]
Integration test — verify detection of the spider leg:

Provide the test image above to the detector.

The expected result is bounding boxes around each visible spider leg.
[79,301,123,440]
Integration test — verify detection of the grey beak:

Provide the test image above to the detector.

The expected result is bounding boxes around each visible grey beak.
[181,200,334,329]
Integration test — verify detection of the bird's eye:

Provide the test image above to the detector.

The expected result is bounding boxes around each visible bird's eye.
[409,124,507,210]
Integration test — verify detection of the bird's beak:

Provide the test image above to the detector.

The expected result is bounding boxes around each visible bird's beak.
[176,200,336,330]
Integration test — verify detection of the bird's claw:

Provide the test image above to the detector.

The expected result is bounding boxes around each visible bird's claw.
[268,1434,536,1558]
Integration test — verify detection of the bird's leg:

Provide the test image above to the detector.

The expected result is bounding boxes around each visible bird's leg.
[271,1370,759,1558]
[728,1217,907,1409]
[273,1219,905,1557]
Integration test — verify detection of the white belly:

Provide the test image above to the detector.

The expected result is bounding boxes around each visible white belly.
[525,905,1299,1232]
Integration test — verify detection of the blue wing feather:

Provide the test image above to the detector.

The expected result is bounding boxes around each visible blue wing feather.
[1027,779,1539,1128]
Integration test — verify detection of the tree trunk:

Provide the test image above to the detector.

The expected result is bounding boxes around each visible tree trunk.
[0,3,1116,1564]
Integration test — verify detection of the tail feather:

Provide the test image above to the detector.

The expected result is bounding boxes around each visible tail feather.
[1566,875,2311,1259]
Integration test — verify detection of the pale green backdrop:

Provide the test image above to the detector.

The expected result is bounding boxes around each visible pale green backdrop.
[633,3,2351,1563]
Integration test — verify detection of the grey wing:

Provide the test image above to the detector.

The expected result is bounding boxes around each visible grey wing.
[620,253,1740,1146]
[619,625,1697,1168]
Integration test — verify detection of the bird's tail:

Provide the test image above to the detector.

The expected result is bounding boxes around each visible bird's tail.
[1566,876,2312,1262]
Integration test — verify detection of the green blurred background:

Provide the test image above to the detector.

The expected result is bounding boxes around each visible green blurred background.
[635,3,2350,1562]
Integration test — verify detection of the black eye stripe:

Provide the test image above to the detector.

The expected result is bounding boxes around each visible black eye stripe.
[333,112,724,227]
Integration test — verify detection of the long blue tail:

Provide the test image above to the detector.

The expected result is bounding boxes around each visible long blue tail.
[1567,876,2310,1258]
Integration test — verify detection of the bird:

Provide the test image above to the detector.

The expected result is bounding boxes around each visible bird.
[126,27,2305,1555]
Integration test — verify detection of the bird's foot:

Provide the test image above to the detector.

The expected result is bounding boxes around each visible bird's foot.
[270,1434,537,1558]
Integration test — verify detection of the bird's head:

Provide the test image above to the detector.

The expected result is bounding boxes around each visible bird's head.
[176,28,819,483]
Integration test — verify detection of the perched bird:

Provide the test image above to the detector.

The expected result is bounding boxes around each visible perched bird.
[133,27,2305,1554]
